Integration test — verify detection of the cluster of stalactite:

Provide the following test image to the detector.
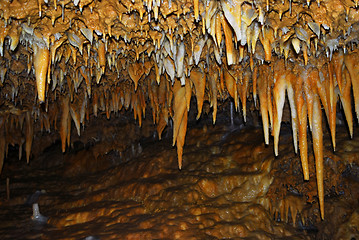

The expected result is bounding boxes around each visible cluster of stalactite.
[1,0,359,219]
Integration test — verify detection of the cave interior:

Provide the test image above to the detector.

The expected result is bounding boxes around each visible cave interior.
[0,0,359,239]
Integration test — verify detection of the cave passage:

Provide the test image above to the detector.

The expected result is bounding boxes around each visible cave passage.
[1,0,359,239]
[0,104,358,239]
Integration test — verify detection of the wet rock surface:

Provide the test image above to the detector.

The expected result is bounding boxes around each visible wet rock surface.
[0,114,358,239]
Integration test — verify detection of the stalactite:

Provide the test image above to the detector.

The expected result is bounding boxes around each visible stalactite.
[1,0,359,220]
[344,51,359,123]
[60,95,70,153]
[172,79,191,169]
[190,68,206,120]
[33,44,50,103]
[340,68,353,138]
[208,65,218,124]
[294,72,309,181]
[223,68,239,111]
[25,111,33,164]
[285,71,298,154]
[238,69,249,122]
[70,102,81,136]
[272,63,286,156]
[312,95,324,220]
[257,65,270,145]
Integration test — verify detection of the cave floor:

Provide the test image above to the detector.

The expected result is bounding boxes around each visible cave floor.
[0,117,358,240]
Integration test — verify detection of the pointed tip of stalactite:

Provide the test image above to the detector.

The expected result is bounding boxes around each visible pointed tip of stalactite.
[177,154,183,170]
[320,206,325,220]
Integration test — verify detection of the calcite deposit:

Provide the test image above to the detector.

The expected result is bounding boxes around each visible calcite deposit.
[0,114,358,239]
[1,0,359,231]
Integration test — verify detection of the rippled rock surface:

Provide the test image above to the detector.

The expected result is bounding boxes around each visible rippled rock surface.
[0,112,358,239]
